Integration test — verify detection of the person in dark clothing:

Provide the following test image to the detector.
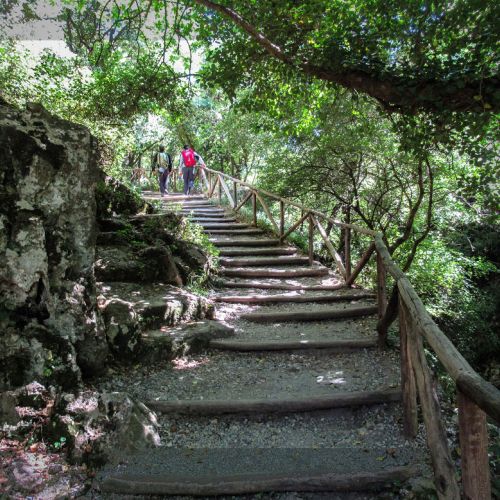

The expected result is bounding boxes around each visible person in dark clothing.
[151,145,172,196]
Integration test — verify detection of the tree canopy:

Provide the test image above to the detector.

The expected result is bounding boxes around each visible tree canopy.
[0,0,498,372]
[192,0,499,113]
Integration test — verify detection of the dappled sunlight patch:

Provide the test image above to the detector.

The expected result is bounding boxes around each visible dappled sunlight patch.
[316,371,346,386]
[172,356,209,370]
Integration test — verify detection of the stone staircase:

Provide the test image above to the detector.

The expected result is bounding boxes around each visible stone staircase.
[99,193,427,497]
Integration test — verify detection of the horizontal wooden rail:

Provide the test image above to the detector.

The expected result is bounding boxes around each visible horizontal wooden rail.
[203,165,500,499]
[204,167,376,236]
[374,235,500,422]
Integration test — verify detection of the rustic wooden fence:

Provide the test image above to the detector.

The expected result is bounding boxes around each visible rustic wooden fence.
[201,166,499,500]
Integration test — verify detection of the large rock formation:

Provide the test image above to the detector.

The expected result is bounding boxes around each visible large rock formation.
[0,102,216,393]
[0,102,108,390]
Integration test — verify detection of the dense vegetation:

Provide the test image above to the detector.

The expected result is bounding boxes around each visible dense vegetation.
[1,0,498,377]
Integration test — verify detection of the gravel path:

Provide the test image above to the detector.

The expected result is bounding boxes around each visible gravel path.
[224,316,379,342]
[156,405,426,450]
[100,349,400,402]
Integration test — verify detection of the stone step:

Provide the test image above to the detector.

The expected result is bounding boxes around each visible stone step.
[240,305,378,323]
[220,279,344,290]
[210,239,281,247]
[220,256,311,267]
[179,204,217,210]
[161,195,207,202]
[189,217,238,223]
[209,337,378,351]
[144,194,206,202]
[221,266,329,278]
[214,291,376,303]
[179,205,226,213]
[205,228,264,235]
[218,247,298,256]
[180,210,226,216]
[147,388,401,415]
[200,222,249,229]
[100,448,420,496]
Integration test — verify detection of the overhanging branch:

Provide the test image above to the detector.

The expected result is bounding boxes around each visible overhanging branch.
[193,0,499,113]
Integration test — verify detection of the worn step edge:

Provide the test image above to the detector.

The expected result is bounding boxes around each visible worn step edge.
[201,223,250,229]
[218,247,297,256]
[209,337,378,351]
[101,465,418,496]
[214,292,375,304]
[190,212,234,218]
[182,212,227,217]
[240,305,378,323]
[146,388,401,415]
[191,218,238,223]
[161,196,206,202]
[211,239,281,247]
[205,229,263,235]
[180,208,225,212]
[220,257,310,267]
[222,267,329,278]
[180,207,225,211]
[220,280,345,291]
[180,206,218,211]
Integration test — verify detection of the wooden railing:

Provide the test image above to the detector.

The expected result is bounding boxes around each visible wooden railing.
[202,166,499,500]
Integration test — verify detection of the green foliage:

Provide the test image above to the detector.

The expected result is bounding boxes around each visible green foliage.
[179,218,219,261]
[95,176,145,218]
[408,237,499,368]
[1,0,498,377]
[52,436,67,450]
[194,0,499,112]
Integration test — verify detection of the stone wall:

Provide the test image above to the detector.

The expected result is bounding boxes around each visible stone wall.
[0,101,107,390]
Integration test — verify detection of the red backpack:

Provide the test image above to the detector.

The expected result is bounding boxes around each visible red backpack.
[181,149,196,167]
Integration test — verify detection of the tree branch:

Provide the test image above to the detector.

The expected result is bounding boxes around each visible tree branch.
[193,0,499,113]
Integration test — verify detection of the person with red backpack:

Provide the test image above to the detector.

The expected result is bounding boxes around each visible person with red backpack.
[178,145,202,195]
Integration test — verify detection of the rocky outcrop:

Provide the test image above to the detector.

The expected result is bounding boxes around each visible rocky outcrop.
[0,102,107,390]
[1,382,160,467]
[95,245,183,286]
[54,390,160,465]
[94,207,216,360]
[96,176,151,219]
[98,283,215,359]
[0,101,216,392]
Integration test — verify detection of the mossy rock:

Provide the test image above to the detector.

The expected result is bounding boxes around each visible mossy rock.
[96,176,145,219]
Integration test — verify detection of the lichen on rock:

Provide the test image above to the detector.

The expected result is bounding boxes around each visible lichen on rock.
[0,101,107,390]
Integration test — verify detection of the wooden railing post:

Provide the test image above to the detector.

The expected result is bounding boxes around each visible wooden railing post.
[311,216,346,279]
[252,191,257,227]
[233,180,238,208]
[308,214,314,265]
[344,205,352,281]
[398,296,418,439]
[207,171,212,197]
[345,242,376,287]
[279,200,285,243]
[457,391,491,500]
[218,175,222,204]
[376,250,388,344]
[408,322,461,499]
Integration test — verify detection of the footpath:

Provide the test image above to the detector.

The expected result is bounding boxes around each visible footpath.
[98,193,427,498]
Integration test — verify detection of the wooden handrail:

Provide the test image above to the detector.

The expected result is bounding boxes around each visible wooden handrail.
[203,165,499,498]
[204,167,377,236]
[374,235,500,421]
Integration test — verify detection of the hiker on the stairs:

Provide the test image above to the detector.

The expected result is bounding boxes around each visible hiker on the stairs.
[178,145,205,195]
[151,145,173,196]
